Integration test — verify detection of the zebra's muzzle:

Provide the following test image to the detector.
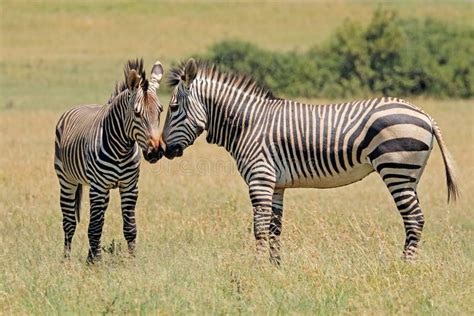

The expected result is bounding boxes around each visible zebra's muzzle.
[143,146,163,164]
[164,144,183,160]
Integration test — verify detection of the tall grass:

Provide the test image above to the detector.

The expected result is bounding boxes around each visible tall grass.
[1,101,473,314]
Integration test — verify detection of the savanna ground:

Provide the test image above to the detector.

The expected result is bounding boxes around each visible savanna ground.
[1,1,473,314]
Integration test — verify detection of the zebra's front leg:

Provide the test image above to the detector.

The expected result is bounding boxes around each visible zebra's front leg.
[119,180,139,256]
[269,189,285,265]
[87,185,110,263]
[249,183,274,262]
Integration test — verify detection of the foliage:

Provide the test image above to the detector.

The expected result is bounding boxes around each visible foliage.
[202,10,474,98]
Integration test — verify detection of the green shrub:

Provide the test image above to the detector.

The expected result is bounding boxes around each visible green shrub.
[197,9,473,98]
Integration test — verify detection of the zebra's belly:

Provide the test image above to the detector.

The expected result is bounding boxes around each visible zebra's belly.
[55,152,89,184]
[276,163,375,189]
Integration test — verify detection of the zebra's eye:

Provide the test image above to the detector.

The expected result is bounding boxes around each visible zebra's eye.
[169,102,179,112]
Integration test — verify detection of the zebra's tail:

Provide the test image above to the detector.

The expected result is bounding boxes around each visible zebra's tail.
[432,120,460,203]
[75,184,83,223]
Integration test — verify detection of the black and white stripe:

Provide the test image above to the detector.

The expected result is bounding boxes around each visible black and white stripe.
[158,59,459,264]
[54,59,164,262]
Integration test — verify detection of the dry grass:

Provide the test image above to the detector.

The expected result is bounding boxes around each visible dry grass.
[1,0,473,314]
[1,100,473,314]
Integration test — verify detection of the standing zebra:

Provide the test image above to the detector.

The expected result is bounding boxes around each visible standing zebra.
[54,59,164,262]
[156,59,459,264]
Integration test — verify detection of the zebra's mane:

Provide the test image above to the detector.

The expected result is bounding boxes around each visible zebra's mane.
[168,59,278,100]
[108,58,149,104]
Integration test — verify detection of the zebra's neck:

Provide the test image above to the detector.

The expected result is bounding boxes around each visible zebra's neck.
[101,97,135,158]
[197,78,278,160]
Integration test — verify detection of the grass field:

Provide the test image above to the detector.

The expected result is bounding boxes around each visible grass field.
[1,1,473,314]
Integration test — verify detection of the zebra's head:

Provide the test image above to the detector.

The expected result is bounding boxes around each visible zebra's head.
[157,58,206,160]
[121,59,165,163]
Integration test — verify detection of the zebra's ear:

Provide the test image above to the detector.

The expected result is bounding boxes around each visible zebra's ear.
[184,58,197,87]
[127,69,141,92]
[149,61,164,91]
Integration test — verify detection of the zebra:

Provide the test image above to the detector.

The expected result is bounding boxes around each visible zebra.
[155,58,460,265]
[54,59,164,262]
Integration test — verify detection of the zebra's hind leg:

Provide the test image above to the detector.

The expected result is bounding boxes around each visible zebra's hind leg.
[119,179,139,256]
[374,160,427,261]
[59,182,81,259]
[269,189,285,266]
[391,187,424,260]
[87,185,110,263]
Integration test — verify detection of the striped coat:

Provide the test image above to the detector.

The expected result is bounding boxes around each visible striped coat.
[54,59,164,262]
[157,59,459,264]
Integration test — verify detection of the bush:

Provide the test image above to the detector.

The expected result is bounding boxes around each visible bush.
[199,9,473,98]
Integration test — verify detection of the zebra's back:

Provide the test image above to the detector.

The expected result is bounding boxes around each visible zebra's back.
[267,97,434,189]
[54,104,105,184]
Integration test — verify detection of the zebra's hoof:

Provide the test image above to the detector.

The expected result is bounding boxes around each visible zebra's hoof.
[127,241,136,256]
[86,251,102,264]
[63,251,71,261]
[269,256,281,267]
[402,249,418,262]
